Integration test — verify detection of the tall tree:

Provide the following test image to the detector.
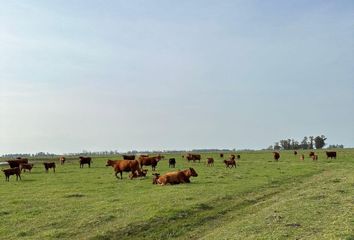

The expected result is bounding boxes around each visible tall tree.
[314,135,327,149]
[301,137,308,149]
[309,136,314,149]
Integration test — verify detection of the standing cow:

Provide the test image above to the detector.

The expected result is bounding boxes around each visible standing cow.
[273,152,280,161]
[79,157,92,168]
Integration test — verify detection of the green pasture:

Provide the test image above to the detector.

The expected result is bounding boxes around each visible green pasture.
[0,150,353,239]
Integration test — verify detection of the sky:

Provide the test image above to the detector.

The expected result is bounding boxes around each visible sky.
[0,0,353,154]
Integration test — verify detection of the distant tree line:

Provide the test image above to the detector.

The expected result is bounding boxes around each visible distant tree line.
[267,135,330,150]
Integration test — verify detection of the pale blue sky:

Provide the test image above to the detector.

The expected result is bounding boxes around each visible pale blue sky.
[1,1,353,154]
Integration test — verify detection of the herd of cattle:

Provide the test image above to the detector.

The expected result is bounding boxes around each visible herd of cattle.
[272,151,337,161]
[1,151,337,184]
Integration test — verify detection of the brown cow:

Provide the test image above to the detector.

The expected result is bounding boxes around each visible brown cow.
[294,151,298,156]
[309,152,315,158]
[20,163,34,172]
[43,162,56,173]
[207,158,214,167]
[224,159,236,168]
[300,154,305,160]
[79,157,92,168]
[154,168,198,185]
[220,153,224,158]
[326,151,337,159]
[186,154,201,163]
[105,159,119,167]
[2,167,21,181]
[236,155,241,160]
[59,157,66,165]
[273,152,280,161]
[129,169,148,179]
[138,156,162,171]
[7,158,28,168]
[122,155,135,160]
[312,154,318,161]
[230,154,236,160]
[108,160,140,179]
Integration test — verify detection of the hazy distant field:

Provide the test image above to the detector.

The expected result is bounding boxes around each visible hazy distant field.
[0,150,353,240]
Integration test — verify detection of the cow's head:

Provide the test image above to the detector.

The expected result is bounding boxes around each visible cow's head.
[188,167,198,177]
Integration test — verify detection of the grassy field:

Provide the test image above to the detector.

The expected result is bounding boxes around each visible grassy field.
[0,150,353,240]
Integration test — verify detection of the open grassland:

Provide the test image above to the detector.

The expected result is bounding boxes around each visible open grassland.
[0,150,353,240]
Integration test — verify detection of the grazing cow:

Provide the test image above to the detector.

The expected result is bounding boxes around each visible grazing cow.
[236,155,241,160]
[59,157,66,165]
[312,154,318,161]
[2,167,21,181]
[79,157,92,168]
[129,169,148,179]
[309,152,315,158]
[326,151,337,159]
[186,154,201,163]
[169,158,176,168]
[154,168,198,185]
[20,163,34,172]
[224,159,236,168]
[7,158,28,168]
[300,154,305,161]
[294,151,298,156]
[220,153,224,158]
[43,162,56,173]
[122,155,135,160]
[138,156,162,171]
[273,152,280,161]
[207,158,214,167]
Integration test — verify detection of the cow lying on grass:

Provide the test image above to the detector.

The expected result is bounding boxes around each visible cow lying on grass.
[2,167,21,181]
[129,169,148,179]
[153,168,198,186]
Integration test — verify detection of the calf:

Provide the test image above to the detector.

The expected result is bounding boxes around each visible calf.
[224,159,236,168]
[20,163,34,172]
[168,158,176,168]
[2,167,21,181]
[207,158,214,167]
[43,162,56,173]
[129,169,148,179]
